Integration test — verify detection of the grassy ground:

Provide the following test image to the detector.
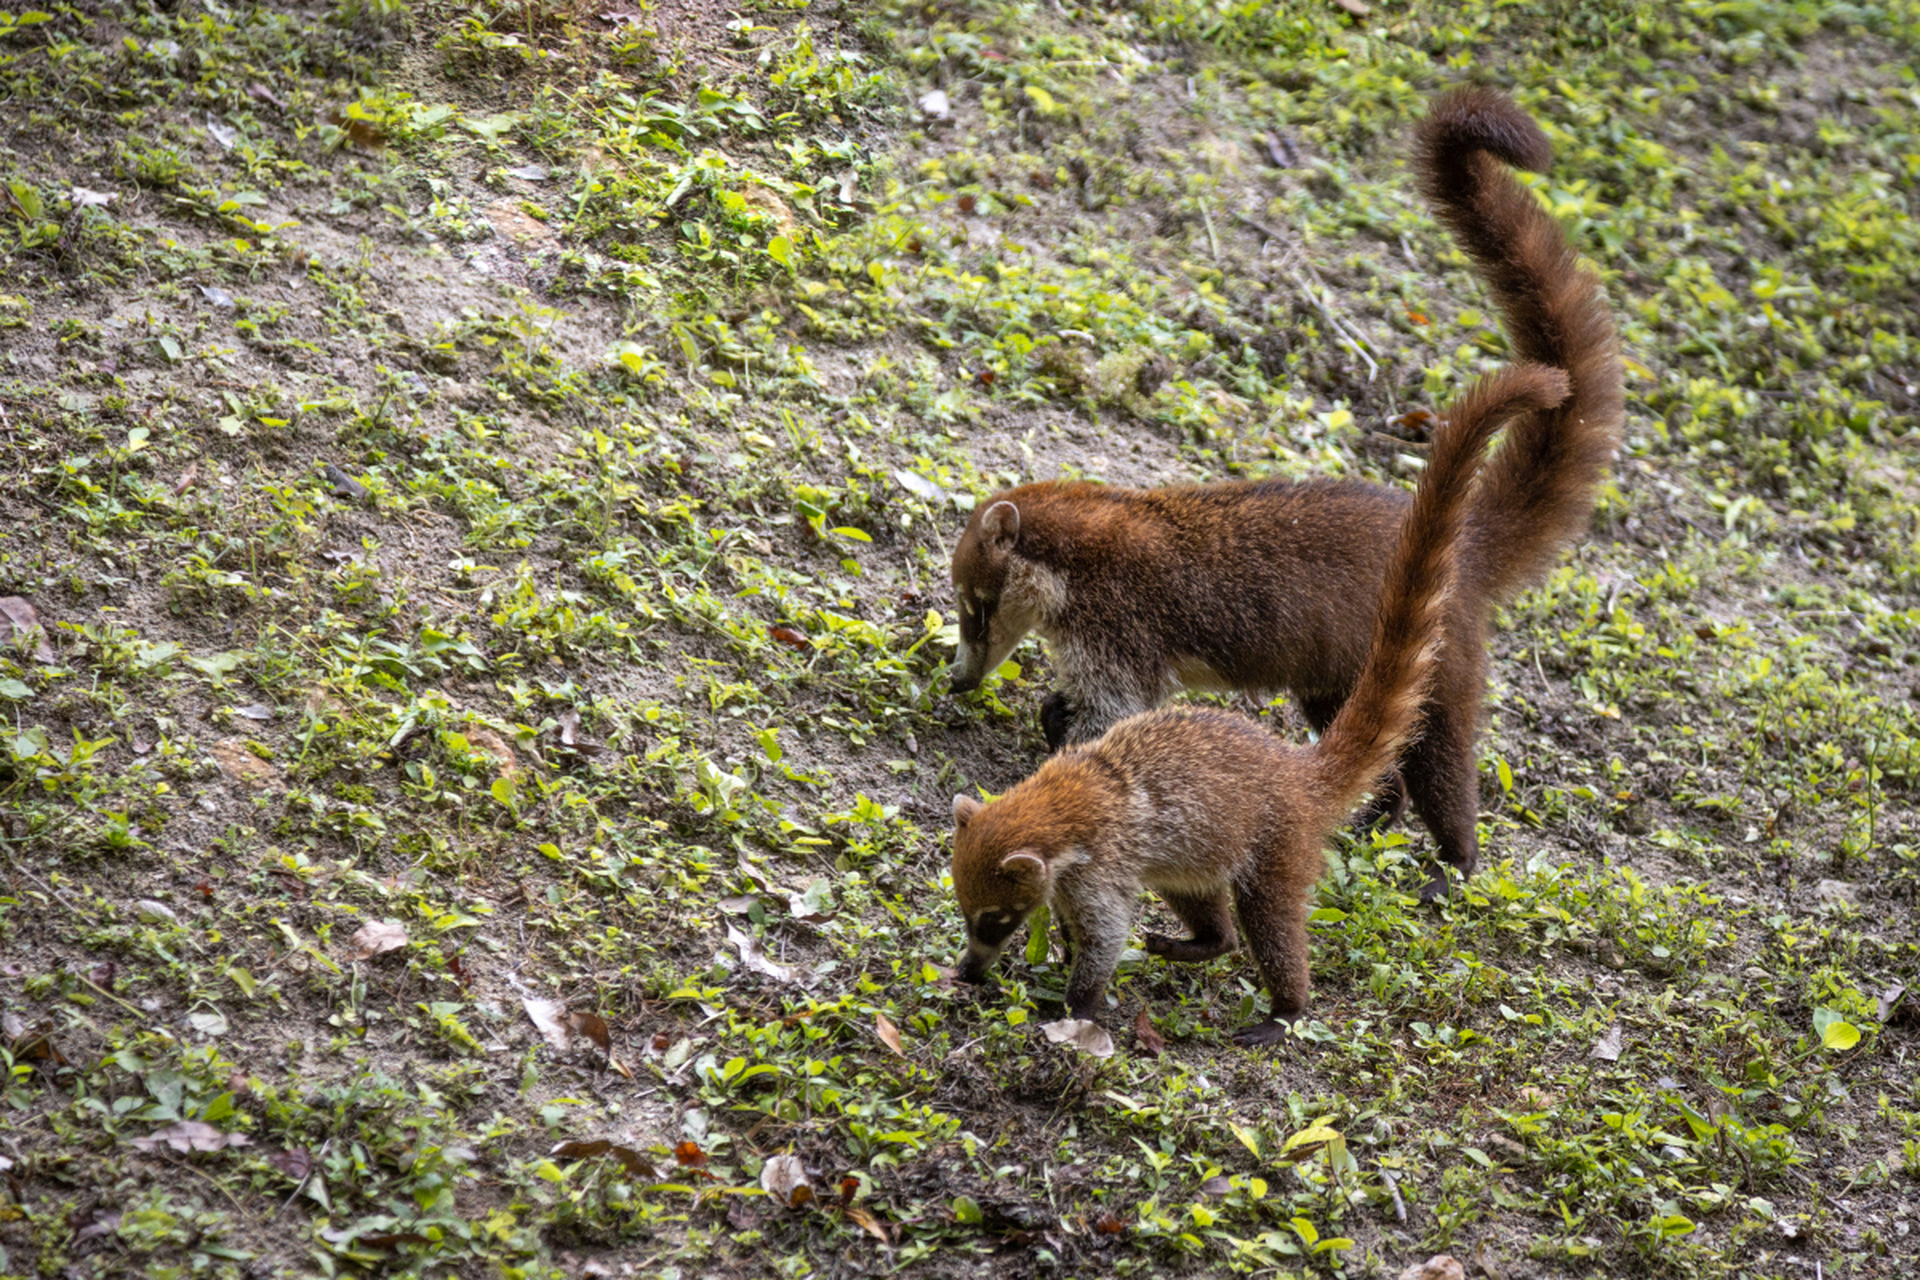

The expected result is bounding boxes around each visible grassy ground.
[2,0,1918,1276]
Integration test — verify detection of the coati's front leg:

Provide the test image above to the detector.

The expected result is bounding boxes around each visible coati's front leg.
[1053,875,1139,1021]
[1043,655,1166,753]
[1143,889,1238,963]
[1040,691,1074,754]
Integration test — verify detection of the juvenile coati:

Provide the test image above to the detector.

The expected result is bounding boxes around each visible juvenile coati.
[947,90,1624,901]
[950,362,1571,1046]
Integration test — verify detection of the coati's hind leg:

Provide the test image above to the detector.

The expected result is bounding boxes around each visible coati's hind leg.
[1143,889,1238,963]
[1227,851,1318,1047]
[1300,692,1408,831]
[1398,693,1481,904]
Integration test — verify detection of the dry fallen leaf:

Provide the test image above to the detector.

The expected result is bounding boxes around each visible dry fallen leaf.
[1396,1255,1465,1280]
[1196,1175,1232,1197]
[673,1140,708,1168]
[73,1209,120,1242]
[323,462,369,502]
[0,597,55,663]
[347,920,408,961]
[875,1012,904,1057]
[769,624,812,650]
[551,1139,658,1180]
[267,1148,314,1180]
[1333,0,1371,15]
[130,1120,252,1153]
[727,923,810,985]
[566,1011,612,1056]
[760,1153,813,1208]
[845,1204,890,1243]
[1133,1008,1167,1055]
[523,996,572,1051]
[1590,1023,1623,1062]
[555,708,604,757]
[1040,1018,1115,1058]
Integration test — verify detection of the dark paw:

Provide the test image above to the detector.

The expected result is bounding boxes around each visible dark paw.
[955,958,992,985]
[1418,865,1454,905]
[1040,692,1072,754]
[1231,1019,1292,1048]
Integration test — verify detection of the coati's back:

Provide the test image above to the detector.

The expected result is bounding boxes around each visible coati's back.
[997,478,1411,696]
[1080,708,1309,876]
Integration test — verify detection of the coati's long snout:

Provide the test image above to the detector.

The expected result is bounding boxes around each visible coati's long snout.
[947,498,1055,695]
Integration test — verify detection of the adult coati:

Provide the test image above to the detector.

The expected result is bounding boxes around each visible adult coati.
[947,90,1624,901]
[950,362,1572,1045]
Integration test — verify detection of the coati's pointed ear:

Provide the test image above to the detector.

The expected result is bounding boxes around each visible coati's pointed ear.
[952,794,984,827]
[980,500,1020,552]
[999,849,1046,884]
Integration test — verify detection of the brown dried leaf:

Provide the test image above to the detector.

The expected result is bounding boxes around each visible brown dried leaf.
[323,462,369,502]
[1040,1018,1115,1058]
[0,597,55,663]
[347,920,408,961]
[759,1153,812,1208]
[565,1011,612,1055]
[875,1012,904,1057]
[1590,1023,1623,1062]
[844,1204,890,1243]
[268,1147,314,1180]
[555,708,604,757]
[1133,1008,1167,1055]
[322,110,387,150]
[248,82,288,111]
[1197,1175,1232,1197]
[130,1120,252,1153]
[674,1140,708,1168]
[1093,1212,1128,1235]
[551,1139,658,1180]
[769,624,812,650]
[172,461,199,496]
[74,1209,121,1242]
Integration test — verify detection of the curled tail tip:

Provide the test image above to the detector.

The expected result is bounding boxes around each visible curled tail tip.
[1461,361,1573,426]
[1416,87,1552,175]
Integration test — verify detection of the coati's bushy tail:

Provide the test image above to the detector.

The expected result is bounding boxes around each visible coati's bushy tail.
[1313,365,1570,815]
[1414,89,1625,605]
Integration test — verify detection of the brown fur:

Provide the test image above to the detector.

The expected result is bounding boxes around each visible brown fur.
[950,365,1570,1045]
[947,90,1623,901]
